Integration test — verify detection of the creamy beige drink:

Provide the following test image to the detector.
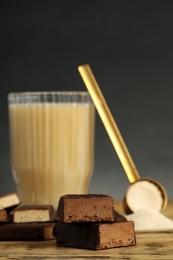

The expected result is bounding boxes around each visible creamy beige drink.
[8,92,95,208]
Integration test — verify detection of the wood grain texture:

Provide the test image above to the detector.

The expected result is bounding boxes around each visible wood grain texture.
[0,201,173,259]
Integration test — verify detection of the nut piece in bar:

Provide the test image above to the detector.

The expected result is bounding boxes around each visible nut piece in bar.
[53,221,136,250]
[0,193,20,210]
[13,205,55,223]
[57,194,115,223]
[0,223,55,241]
[0,209,9,222]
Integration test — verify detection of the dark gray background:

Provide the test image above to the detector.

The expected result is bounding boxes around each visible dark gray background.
[1,0,173,200]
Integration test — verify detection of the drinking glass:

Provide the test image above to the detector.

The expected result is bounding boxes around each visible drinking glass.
[8,91,95,208]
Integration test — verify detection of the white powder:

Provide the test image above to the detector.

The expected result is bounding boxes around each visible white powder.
[126,208,173,232]
[125,180,173,231]
[126,180,163,212]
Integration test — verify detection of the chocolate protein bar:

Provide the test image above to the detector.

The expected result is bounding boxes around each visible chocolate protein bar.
[113,209,127,222]
[0,223,55,241]
[0,193,20,210]
[57,194,115,223]
[53,221,136,250]
[12,205,55,223]
[0,209,9,222]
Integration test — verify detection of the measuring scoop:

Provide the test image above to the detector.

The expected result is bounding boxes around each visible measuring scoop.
[78,64,168,213]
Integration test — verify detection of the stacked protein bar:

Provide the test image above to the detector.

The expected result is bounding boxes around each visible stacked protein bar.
[0,193,55,241]
[53,194,136,250]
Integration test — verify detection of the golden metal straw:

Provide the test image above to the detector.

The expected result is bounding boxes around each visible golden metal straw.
[78,64,167,211]
[78,64,140,183]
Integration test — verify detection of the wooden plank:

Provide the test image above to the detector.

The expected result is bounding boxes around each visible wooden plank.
[0,233,173,260]
[0,201,173,259]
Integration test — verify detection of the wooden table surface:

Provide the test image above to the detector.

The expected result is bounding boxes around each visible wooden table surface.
[1,201,173,259]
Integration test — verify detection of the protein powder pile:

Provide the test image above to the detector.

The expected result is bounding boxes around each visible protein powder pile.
[125,180,173,232]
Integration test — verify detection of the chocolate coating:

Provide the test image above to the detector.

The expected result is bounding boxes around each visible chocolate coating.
[53,221,136,250]
[0,223,55,241]
[57,194,115,223]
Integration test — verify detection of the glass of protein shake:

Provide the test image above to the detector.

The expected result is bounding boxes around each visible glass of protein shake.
[8,92,95,208]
